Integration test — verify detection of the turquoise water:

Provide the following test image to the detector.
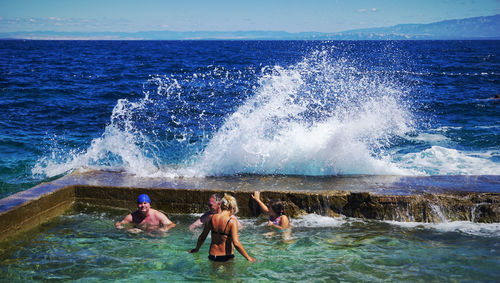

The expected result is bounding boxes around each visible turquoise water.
[1,205,499,282]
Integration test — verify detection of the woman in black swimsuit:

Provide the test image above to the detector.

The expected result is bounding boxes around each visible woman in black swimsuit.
[190,194,255,262]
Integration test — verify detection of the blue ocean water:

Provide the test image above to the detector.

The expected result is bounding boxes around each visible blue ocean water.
[0,40,499,198]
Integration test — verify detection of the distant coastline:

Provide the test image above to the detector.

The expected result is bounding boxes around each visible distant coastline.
[0,14,499,40]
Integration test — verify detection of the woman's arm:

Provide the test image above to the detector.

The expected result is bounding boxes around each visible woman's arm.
[251,191,269,214]
[230,220,255,262]
[190,220,211,253]
[269,215,290,229]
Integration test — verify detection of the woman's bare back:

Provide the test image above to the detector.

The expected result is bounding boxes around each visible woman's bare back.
[209,212,234,256]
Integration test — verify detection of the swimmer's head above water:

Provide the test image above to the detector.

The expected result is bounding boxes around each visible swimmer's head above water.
[269,199,285,217]
[221,194,239,215]
[137,194,151,204]
[116,193,176,231]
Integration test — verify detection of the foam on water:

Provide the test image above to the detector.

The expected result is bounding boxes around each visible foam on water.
[187,213,348,229]
[409,132,450,144]
[253,213,500,236]
[298,215,500,237]
[33,48,499,178]
[386,220,500,238]
[290,213,347,228]
[398,146,500,175]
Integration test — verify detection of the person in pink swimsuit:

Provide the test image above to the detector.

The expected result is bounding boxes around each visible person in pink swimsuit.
[251,191,290,230]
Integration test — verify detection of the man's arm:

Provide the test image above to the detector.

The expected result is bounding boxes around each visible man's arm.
[158,211,176,232]
[115,213,133,229]
[189,219,203,231]
[189,211,211,231]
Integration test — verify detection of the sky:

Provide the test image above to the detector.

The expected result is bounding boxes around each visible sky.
[0,0,499,33]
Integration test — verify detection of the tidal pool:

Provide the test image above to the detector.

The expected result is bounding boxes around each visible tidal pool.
[1,204,499,282]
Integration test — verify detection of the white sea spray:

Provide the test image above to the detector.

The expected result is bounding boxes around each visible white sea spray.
[33,47,499,178]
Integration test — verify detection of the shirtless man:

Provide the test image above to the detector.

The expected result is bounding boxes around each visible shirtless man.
[189,193,242,231]
[189,193,222,231]
[115,194,176,233]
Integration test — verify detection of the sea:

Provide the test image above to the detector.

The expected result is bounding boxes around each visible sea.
[1,40,500,282]
[0,40,499,199]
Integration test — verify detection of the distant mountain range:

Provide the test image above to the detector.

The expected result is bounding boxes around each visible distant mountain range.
[1,14,499,40]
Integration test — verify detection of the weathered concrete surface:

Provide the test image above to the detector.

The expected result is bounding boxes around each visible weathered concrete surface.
[338,192,500,223]
[53,170,500,195]
[1,170,499,242]
[0,183,75,242]
[72,185,500,223]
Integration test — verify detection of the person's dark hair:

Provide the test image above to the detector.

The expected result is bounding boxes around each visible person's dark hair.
[269,199,285,216]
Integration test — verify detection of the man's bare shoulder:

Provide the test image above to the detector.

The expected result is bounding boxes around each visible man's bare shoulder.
[150,208,169,218]
[199,211,213,223]
[149,208,161,214]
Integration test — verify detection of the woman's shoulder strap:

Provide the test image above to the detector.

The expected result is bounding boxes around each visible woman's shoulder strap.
[223,216,234,234]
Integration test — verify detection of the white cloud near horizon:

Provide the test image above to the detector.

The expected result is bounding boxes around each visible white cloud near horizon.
[358,8,378,13]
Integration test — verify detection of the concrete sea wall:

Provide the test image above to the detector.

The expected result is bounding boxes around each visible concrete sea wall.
[1,171,499,242]
[74,185,499,223]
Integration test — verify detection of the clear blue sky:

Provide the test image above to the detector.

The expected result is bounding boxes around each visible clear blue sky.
[0,0,498,33]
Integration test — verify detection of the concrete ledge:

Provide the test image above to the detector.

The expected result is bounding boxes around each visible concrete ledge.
[0,184,75,242]
[1,171,499,243]
[73,185,350,217]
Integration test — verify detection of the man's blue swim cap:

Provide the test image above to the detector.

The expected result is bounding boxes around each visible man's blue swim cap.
[137,194,151,204]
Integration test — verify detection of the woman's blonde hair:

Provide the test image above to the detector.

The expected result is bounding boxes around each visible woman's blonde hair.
[221,194,239,215]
